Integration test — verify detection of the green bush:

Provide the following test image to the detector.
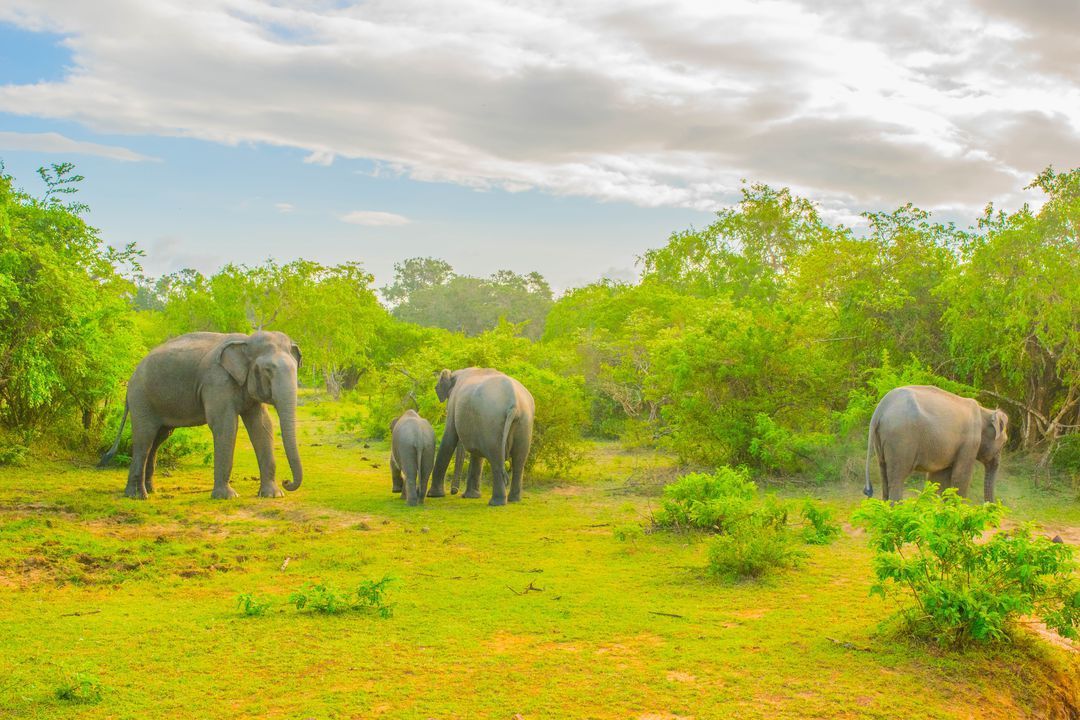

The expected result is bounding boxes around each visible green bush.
[707,522,805,581]
[653,467,758,532]
[748,413,833,476]
[236,592,273,617]
[800,499,842,545]
[1051,434,1080,474]
[854,483,1080,646]
[289,577,395,617]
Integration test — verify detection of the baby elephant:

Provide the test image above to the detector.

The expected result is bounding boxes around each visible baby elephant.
[390,410,435,506]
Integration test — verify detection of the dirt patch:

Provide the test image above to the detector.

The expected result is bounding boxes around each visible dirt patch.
[666,671,696,683]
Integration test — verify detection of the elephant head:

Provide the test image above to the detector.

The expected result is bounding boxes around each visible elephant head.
[436,369,455,402]
[216,331,303,491]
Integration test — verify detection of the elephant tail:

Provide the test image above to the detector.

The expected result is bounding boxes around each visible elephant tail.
[863,419,876,498]
[97,403,129,469]
[501,403,517,460]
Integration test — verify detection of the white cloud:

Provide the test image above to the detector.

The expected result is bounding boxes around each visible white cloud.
[0,130,157,162]
[339,210,411,226]
[274,202,295,213]
[0,1,1077,217]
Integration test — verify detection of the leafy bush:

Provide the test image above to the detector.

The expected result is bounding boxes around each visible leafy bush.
[1050,433,1080,474]
[748,413,834,476]
[289,577,395,617]
[653,467,758,532]
[854,483,1080,646]
[612,523,645,542]
[236,592,273,617]
[707,522,805,581]
[54,671,104,705]
[800,499,842,545]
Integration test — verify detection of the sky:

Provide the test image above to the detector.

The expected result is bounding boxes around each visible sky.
[1,1,1078,292]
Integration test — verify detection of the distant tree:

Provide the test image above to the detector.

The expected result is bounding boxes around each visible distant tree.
[381,256,455,305]
[389,262,554,340]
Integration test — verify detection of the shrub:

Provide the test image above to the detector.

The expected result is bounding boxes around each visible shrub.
[653,467,758,532]
[1050,433,1080,474]
[612,523,645,542]
[236,592,273,617]
[707,522,806,581]
[748,413,833,476]
[289,577,395,617]
[54,671,103,705]
[800,499,842,545]
[854,483,1080,646]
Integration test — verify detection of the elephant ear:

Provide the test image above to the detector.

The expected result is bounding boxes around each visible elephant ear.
[435,369,454,402]
[992,409,1008,437]
[216,339,251,386]
[290,342,302,368]
[389,416,399,433]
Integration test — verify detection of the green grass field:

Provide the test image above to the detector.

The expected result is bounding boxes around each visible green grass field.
[1,403,1078,719]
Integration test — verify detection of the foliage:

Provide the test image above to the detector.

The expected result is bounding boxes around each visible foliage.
[0,163,142,440]
[384,257,554,339]
[653,467,760,532]
[854,483,1080,646]
[288,577,395,617]
[236,592,273,617]
[706,521,805,581]
[54,671,104,705]
[799,499,842,545]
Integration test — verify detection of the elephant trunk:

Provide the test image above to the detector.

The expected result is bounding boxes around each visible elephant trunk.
[273,373,303,492]
[983,456,999,504]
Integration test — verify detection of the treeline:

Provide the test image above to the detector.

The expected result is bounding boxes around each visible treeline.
[1,161,1077,477]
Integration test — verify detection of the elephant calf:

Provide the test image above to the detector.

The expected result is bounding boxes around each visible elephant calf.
[865,385,1008,503]
[390,410,436,506]
[100,331,303,500]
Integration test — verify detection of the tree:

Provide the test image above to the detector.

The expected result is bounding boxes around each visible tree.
[0,163,142,450]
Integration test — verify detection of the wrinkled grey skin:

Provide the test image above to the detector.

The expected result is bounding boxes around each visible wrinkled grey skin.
[429,367,535,506]
[100,331,303,500]
[389,410,436,506]
[864,385,1008,503]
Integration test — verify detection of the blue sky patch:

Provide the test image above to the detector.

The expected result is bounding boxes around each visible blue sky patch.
[0,23,73,85]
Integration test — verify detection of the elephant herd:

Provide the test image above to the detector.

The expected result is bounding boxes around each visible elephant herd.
[101,331,1009,506]
[100,331,536,507]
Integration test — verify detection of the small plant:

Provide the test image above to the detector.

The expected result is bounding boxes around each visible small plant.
[854,483,1080,647]
[613,523,645,542]
[236,592,273,617]
[54,671,103,705]
[706,522,806,581]
[289,576,395,617]
[799,499,842,545]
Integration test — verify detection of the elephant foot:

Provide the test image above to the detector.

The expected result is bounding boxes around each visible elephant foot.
[124,485,148,500]
[427,488,446,498]
[258,483,284,498]
[211,485,239,500]
[462,488,482,499]
[488,496,507,507]
[508,493,521,503]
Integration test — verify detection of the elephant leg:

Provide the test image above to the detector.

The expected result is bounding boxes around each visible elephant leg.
[242,405,281,498]
[429,420,459,498]
[144,427,174,494]
[404,463,420,506]
[462,451,483,499]
[450,444,466,495]
[391,456,404,494]
[929,469,952,493]
[877,456,889,502]
[487,447,509,507]
[951,454,977,499]
[125,423,159,500]
[508,428,531,503]
[882,445,914,504]
[209,414,240,500]
[419,449,434,503]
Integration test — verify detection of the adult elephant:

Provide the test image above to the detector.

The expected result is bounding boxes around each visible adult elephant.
[864,385,1008,503]
[428,367,534,506]
[99,331,303,500]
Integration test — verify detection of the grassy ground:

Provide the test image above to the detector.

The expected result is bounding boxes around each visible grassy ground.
[1,403,1077,719]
